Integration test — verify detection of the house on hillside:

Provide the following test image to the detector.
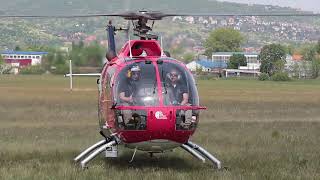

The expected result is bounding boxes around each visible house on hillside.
[1,51,48,74]
[285,53,312,78]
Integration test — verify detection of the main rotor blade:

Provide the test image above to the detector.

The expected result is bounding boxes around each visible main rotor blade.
[1,11,320,19]
[0,14,122,18]
[162,13,320,17]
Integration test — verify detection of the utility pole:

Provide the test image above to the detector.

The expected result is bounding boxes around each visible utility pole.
[69,60,73,91]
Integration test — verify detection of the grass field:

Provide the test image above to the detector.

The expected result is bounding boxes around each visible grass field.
[0,75,320,180]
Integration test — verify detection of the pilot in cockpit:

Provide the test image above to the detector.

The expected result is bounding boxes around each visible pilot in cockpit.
[166,68,189,106]
[119,65,141,105]
[118,65,142,126]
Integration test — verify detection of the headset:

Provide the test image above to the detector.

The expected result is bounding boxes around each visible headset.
[127,65,141,78]
[166,70,181,81]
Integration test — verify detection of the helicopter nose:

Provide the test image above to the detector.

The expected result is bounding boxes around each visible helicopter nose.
[149,109,174,138]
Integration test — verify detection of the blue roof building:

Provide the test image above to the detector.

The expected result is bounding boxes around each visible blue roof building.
[1,51,49,74]
[186,60,227,72]
[1,51,48,55]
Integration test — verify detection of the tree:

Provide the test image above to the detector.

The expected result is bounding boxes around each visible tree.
[316,40,320,54]
[70,41,86,66]
[54,51,66,66]
[0,55,12,74]
[284,44,295,55]
[227,54,247,69]
[170,45,184,59]
[83,42,104,66]
[182,53,195,63]
[0,55,4,65]
[311,58,320,78]
[259,44,286,76]
[303,47,320,78]
[15,46,21,51]
[303,47,316,62]
[204,28,244,56]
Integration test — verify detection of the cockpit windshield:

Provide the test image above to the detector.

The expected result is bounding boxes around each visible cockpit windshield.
[114,62,159,106]
[113,60,200,131]
[113,60,199,107]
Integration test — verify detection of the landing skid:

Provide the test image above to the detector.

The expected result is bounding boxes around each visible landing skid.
[74,139,221,169]
[74,135,119,169]
[181,141,221,169]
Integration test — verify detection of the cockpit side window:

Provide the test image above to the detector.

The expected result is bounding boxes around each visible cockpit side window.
[158,61,199,106]
[158,61,200,131]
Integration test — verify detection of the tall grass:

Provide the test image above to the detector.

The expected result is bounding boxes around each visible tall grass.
[0,75,319,179]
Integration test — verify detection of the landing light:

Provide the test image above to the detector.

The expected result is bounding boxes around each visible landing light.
[143,97,153,101]
[192,116,197,123]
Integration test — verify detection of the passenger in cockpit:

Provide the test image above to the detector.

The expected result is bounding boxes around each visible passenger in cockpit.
[166,68,192,129]
[166,69,189,106]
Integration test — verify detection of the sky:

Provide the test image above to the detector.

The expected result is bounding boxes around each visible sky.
[220,0,320,12]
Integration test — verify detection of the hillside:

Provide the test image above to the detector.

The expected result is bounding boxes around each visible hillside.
[0,0,300,15]
[0,0,318,50]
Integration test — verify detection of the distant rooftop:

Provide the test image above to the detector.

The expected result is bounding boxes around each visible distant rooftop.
[212,52,259,56]
[1,51,48,55]
[195,60,227,68]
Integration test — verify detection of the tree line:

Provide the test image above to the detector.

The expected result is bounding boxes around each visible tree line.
[2,27,320,78]
[17,41,104,74]
[203,27,320,79]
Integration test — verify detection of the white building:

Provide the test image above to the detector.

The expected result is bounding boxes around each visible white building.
[1,51,48,74]
[212,52,260,70]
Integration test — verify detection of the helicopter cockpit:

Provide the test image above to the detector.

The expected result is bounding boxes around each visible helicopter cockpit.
[112,60,200,131]
[116,62,159,106]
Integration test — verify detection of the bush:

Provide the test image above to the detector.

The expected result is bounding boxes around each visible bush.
[20,65,45,75]
[51,64,69,74]
[258,73,270,81]
[271,72,291,81]
[0,64,13,74]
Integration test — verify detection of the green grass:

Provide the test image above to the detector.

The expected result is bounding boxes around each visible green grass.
[0,75,320,179]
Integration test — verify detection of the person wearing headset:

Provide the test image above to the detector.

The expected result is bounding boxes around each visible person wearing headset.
[167,68,189,106]
[119,65,141,105]
[118,65,141,128]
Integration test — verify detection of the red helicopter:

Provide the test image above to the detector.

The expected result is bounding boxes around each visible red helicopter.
[2,10,320,170]
[71,11,222,169]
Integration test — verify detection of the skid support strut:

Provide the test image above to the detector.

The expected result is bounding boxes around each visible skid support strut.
[181,144,206,163]
[74,139,107,162]
[74,134,119,169]
[184,141,221,169]
[80,141,117,168]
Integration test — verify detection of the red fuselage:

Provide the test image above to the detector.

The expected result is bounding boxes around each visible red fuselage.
[98,40,204,151]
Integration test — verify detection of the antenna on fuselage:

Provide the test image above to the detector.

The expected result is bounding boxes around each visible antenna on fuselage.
[160,36,164,57]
